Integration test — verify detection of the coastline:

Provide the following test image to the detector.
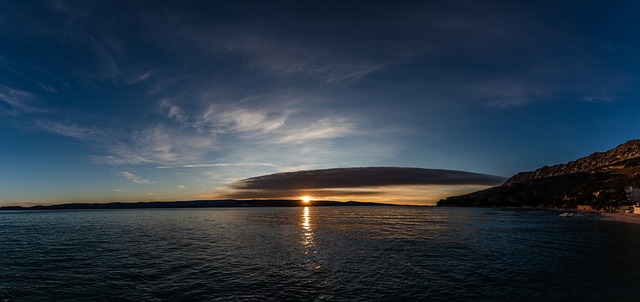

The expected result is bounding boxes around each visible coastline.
[599,212,640,225]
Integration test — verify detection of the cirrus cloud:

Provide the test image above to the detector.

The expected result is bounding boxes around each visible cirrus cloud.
[119,171,154,184]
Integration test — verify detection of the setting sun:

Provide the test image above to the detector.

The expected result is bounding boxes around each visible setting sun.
[300,196,312,203]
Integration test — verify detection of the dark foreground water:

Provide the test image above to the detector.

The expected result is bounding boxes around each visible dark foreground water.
[2,207,640,301]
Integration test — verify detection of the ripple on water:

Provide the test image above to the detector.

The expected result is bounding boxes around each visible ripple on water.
[2,207,640,301]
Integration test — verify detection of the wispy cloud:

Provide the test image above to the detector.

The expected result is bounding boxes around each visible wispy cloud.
[214,107,287,134]
[276,117,355,144]
[582,96,615,103]
[477,78,550,108]
[3,88,366,168]
[0,85,44,115]
[180,96,361,144]
[36,120,105,140]
[142,12,394,86]
[93,143,155,165]
[160,100,290,135]
[157,162,276,169]
[119,171,154,184]
[224,32,387,84]
[3,7,407,170]
[93,124,218,165]
[478,73,625,108]
[160,99,189,125]
[148,125,215,162]
[5,1,560,172]
[126,70,155,85]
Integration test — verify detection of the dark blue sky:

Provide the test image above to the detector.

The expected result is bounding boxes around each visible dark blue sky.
[1,0,639,205]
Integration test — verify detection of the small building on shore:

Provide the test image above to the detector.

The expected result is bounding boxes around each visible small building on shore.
[577,205,594,211]
[626,186,640,203]
[625,187,640,214]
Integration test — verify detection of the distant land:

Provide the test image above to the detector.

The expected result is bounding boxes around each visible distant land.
[0,199,392,211]
[439,139,640,209]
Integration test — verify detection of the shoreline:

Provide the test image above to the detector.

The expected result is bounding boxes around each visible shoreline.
[599,212,640,225]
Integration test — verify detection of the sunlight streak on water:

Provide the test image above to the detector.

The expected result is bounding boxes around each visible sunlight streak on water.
[301,207,313,249]
[302,206,311,231]
[301,206,320,272]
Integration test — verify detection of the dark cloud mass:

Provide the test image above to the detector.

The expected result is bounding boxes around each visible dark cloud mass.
[232,167,505,190]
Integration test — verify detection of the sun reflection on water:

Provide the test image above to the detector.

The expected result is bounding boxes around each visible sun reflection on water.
[301,206,318,269]
[302,206,312,246]
[303,207,310,228]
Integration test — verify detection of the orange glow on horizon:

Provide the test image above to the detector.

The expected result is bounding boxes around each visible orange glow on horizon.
[198,184,496,206]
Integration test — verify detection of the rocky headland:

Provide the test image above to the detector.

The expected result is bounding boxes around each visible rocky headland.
[438,140,640,209]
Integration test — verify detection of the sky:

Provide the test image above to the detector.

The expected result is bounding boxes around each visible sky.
[1,0,640,206]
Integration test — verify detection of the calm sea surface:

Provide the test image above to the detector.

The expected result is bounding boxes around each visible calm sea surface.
[2,206,640,301]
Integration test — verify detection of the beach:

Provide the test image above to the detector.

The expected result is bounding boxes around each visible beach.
[600,212,640,224]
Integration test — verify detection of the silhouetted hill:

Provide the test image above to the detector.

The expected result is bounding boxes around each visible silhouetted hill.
[438,140,640,209]
[0,199,391,211]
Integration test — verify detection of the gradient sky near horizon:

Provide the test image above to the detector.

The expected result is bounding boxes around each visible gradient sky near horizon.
[2,0,640,205]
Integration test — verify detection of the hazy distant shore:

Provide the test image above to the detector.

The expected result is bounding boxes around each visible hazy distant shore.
[0,199,393,211]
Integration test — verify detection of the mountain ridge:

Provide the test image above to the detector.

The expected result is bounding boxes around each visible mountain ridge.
[505,139,640,185]
[438,140,640,208]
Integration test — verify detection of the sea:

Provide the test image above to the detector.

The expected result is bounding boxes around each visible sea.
[1,206,640,301]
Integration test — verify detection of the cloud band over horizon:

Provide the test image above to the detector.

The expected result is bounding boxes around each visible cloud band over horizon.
[220,167,505,204]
